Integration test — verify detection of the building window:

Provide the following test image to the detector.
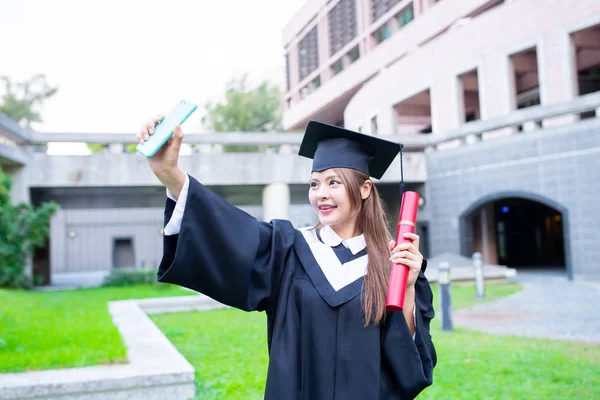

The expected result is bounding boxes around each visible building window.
[113,238,134,268]
[397,4,414,28]
[328,0,358,56]
[348,46,360,63]
[375,24,392,44]
[371,116,378,134]
[298,26,319,81]
[332,59,344,75]
[372,0,400,23]
[313,76,321,89]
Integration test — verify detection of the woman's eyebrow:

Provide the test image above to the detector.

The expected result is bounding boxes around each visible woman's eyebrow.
[309,174,340,183]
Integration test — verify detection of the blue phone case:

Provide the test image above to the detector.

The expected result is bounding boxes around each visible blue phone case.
[136,99,198,158]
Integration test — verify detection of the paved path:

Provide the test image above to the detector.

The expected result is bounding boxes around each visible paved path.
[454,271,600,343]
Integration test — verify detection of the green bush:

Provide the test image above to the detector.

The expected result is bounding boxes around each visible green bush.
[0,166,59,288]
[101,268,158,287]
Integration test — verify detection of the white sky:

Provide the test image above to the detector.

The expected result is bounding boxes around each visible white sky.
[0,0,304,134]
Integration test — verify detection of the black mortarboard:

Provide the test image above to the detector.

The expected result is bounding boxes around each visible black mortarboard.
[298,120,404,182]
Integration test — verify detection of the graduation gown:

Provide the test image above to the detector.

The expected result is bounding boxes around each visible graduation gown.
[158,175,436,399]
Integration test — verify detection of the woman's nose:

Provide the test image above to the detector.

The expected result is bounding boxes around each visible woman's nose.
[317,186,329,200]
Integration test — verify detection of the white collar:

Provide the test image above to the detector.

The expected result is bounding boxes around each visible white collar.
[319,225,367,255]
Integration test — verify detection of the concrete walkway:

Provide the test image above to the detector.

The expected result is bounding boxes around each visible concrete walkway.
[454,271,600,343]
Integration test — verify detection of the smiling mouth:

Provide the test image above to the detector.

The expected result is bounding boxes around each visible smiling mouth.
[318,205,337,210]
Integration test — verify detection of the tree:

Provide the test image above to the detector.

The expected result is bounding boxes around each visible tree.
[0,166,59,288]
[203,74,283,152]
[0,74,58,127]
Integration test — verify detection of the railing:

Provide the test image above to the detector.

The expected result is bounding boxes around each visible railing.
[3,91,600,158]
[0,113,31,144]
[27,130,433,151]
[429,91,600,150]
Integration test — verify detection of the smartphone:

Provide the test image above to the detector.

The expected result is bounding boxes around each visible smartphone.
[136,99,198,158]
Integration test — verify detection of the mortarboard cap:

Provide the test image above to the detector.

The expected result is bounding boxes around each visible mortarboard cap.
[298,120,404,180]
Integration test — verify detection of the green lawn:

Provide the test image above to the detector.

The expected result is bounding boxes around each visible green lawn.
[151,282,600,399]
[0,284,193,372]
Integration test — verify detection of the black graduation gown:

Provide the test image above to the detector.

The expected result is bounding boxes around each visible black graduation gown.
[158,175,436,400]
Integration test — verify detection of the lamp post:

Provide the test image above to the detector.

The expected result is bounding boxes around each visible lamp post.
[473,252,485,300]
[438,261,453,331]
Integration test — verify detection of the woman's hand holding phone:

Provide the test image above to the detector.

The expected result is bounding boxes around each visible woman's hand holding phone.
[136,116,186,198]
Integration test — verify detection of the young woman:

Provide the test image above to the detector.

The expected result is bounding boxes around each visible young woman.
[136,118,436,399]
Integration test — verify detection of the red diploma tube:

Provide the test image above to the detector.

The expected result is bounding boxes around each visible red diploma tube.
[386,191,419,312]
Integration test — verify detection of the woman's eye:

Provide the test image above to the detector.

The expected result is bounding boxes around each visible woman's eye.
[329,180,340,185]
[309,182,318,188]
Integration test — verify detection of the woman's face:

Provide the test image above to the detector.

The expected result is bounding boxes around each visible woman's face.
[309,169,354,230]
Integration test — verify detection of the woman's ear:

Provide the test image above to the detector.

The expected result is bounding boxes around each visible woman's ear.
[361,179,373,200]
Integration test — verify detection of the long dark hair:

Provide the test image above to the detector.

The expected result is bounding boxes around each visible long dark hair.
[317,167,392,326]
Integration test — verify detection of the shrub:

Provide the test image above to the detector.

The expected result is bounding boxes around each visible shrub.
[0,166,59,288]
[101,268,158,287]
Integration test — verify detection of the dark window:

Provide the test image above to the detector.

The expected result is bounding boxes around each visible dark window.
[375,24,392,44]
[348,46,360,63]
[397,4,414,28]
[371,116,378,134]
[372,0,400,23]
[328,0,358,56]
[332,59,344,75]
[113,238,134,268]
[298,27,319,81]
[313,76,321,89]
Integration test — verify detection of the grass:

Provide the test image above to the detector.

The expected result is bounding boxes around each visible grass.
[0,283,193,373]
[151,282,600,399]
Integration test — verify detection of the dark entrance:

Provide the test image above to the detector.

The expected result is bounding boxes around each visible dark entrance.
[494,198,565,268]
[461,194,570,277]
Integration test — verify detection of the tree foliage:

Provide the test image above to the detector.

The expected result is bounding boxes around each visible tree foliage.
[0,74,58,127]
[203,75,283,152]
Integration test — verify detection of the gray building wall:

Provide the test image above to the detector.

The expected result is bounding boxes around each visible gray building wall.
[425,118,600,280]
[48,201,318,273]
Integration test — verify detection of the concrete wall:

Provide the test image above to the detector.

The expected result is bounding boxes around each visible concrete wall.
[425,118,600,280]
[48,201,318,274]
[28,151,426,187]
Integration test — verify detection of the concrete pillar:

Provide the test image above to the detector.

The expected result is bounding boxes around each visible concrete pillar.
[288,43,300,102]
[109,143,124,154]
[50,210,67,274]
[480,53,515,119]
[356,0,368,56]
[362,0,375,52]
[539,31,579,103]
[373,105,396,136]
[431,75,463,134]
[479,52,517,139]
[522,120,540,132]
[413,0,423,17]
[5,165,31,204]
[480,204,498,265]
[317,12,329,83]
[262,183,290,222]
[538,31,579,128]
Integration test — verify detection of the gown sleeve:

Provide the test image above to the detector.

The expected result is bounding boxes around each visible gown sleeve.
[157,174,295,314]
[381,261,437,399]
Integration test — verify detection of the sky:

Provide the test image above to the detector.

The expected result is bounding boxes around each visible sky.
[0,0,305,134]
